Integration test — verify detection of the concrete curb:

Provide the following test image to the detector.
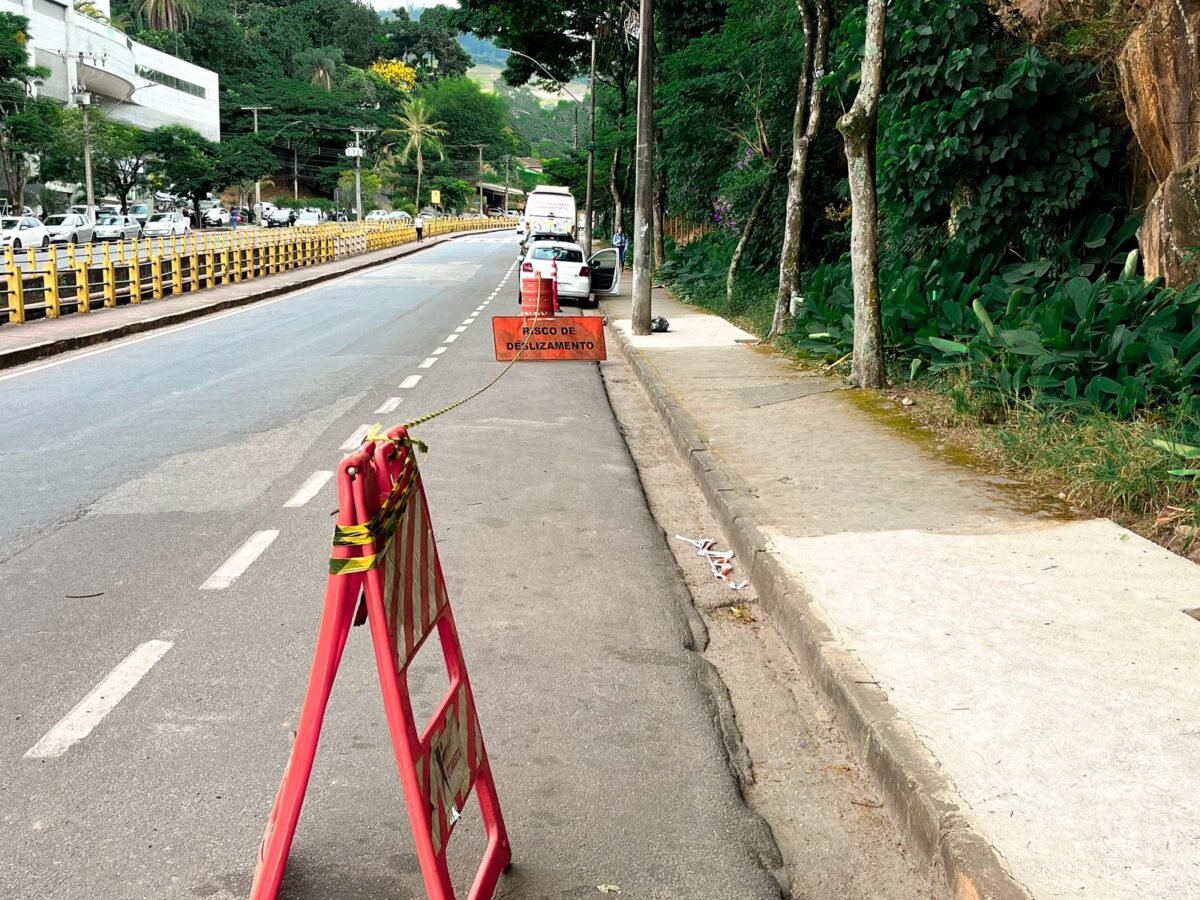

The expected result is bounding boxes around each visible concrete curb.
[0,229,500,372]
[606,319,1033,900]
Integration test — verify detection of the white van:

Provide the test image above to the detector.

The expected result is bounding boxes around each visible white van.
[522,185,576,239]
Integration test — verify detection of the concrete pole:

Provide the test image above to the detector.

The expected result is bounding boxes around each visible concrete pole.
[631,0,655,335]
[585,36,596,255]
[240,106,271,221]
[478,145,484,214]
[503,155,510,215]
[80,98,95,221]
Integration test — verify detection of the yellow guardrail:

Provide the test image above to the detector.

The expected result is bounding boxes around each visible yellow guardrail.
[1,216,518,325]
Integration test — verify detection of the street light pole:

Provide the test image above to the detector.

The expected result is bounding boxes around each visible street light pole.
[240,106,272,221]
[631,0,655,335]
[347,127,375,222]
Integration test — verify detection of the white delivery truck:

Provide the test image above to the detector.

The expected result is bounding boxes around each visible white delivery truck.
[521,185,577,240]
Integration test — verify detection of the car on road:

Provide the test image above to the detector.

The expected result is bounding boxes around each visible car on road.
[93,214,142,242]
[386,210,412,222]
[266,207,296,227]
[519,229,567,258]
[519,240,593,305]
[202,206,230,227]
[44,213,94,244]
[365,209,388,221]
[294,209,322,227]
[0,215,50,250]
[142,210,190,237]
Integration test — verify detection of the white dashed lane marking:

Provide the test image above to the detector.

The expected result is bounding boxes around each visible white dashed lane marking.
[400,375,422,389]
[418,357,438,369]
[339,424,372,451]
[461,319,475,326]
[445,335,459,343]
[201,530,280,591]
[375,396,403,414]
[432,347,446,355]
[283,471,333,508]
[24,640,174,760]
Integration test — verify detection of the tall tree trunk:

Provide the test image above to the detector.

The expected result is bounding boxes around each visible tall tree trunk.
[727,173,778,307]
[769,0,830,340]
[838,0,887,388]
[608,145,624,232]
[652,128,666,267]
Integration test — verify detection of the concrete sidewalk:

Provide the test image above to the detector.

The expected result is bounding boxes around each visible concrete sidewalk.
[601,287,1200,900]
[0,229,496,372]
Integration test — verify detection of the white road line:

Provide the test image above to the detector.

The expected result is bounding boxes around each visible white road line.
[432,347,447,355]
[24,640,174,760]
[455,326,467,333]
[462,318,475,326]
[339,424,372,451]
[374,396,403,414]
[475,305,486,311]
[418,357,438,369]
[444,334,459,343]
[201,530,279,591]
[283,470,333,508]
[400,374,422,389]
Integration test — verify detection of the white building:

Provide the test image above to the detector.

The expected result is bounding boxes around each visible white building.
[7,0,220,141]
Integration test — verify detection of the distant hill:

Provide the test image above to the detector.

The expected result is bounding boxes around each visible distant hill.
[459,33,507,66]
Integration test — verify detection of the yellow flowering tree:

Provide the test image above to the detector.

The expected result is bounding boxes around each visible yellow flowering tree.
[369,59,418,93]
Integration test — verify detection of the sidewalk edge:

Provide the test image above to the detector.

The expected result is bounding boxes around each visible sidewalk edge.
[0,229,494,372]
[606,318,1032,900]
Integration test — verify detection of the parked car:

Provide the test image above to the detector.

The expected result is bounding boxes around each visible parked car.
[44,213,94,244]
[202,206,230,227]
[519,240,592,305]
[294,209,322,227]
[128,203,152,226]
[93,214,142,242]
[0,215,49,250]
[519,229,568,258]
[266,208,296,227]
[365,209,388,221]
[142,210,190,236]
[386,210,413,222]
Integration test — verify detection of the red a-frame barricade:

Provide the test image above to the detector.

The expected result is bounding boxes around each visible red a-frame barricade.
[250,425,511,899]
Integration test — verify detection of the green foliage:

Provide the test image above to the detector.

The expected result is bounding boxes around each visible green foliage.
[878,0,1119,259]
[421,76,520,161]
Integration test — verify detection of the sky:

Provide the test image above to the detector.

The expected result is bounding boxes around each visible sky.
[366,0,458,10]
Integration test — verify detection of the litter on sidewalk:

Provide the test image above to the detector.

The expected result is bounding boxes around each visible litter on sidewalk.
[674,535,749,590]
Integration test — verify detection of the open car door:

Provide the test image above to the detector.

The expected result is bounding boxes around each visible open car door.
[588,248,621,295]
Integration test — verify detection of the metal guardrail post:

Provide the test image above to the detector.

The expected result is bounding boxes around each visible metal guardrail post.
[73,255,88,312]
[44,251,60,317]
[151,238,165,299]
[6,248,24,324]
[101,243,116,307]
[171,236,184,295]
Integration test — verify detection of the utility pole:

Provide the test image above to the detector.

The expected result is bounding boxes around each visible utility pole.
[503,155,511,215]
[72,87,96,221]
[347,127,375,222]
[293,146,298,200]
[631,0,655,335]
[240,106,272,222]
[585,36,596,255]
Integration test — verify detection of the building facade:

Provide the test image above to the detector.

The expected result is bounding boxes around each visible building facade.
[7,0,220,141]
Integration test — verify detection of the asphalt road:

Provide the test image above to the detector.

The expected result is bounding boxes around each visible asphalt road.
[0,232,782,898]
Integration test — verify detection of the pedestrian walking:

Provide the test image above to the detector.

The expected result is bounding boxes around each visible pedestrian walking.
[415,214,425,242]
[612,226,627,269]
[230,207,238,231]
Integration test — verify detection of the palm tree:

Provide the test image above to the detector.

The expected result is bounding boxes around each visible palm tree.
[137,0,195,31]
[386,98,446,210]
[293,47,344,92]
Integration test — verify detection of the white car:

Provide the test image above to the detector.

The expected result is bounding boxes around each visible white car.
[365,209,388,221]
[44,213,94,244]
[295,209,322,227]
[93,214,142,241]
[0,215,50,250]
[386,210,413,221]
[518,241,623,308]
[202,206,230,227]
[142,210,190,236]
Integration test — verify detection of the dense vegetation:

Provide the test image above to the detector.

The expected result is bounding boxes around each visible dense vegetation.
[456,0,1200,534]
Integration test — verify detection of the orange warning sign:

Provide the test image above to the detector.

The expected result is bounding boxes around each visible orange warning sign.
[492,316,607,361]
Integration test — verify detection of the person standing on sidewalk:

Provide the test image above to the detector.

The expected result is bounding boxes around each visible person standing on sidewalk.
[414,214,425,243]
[612,226,627,269]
